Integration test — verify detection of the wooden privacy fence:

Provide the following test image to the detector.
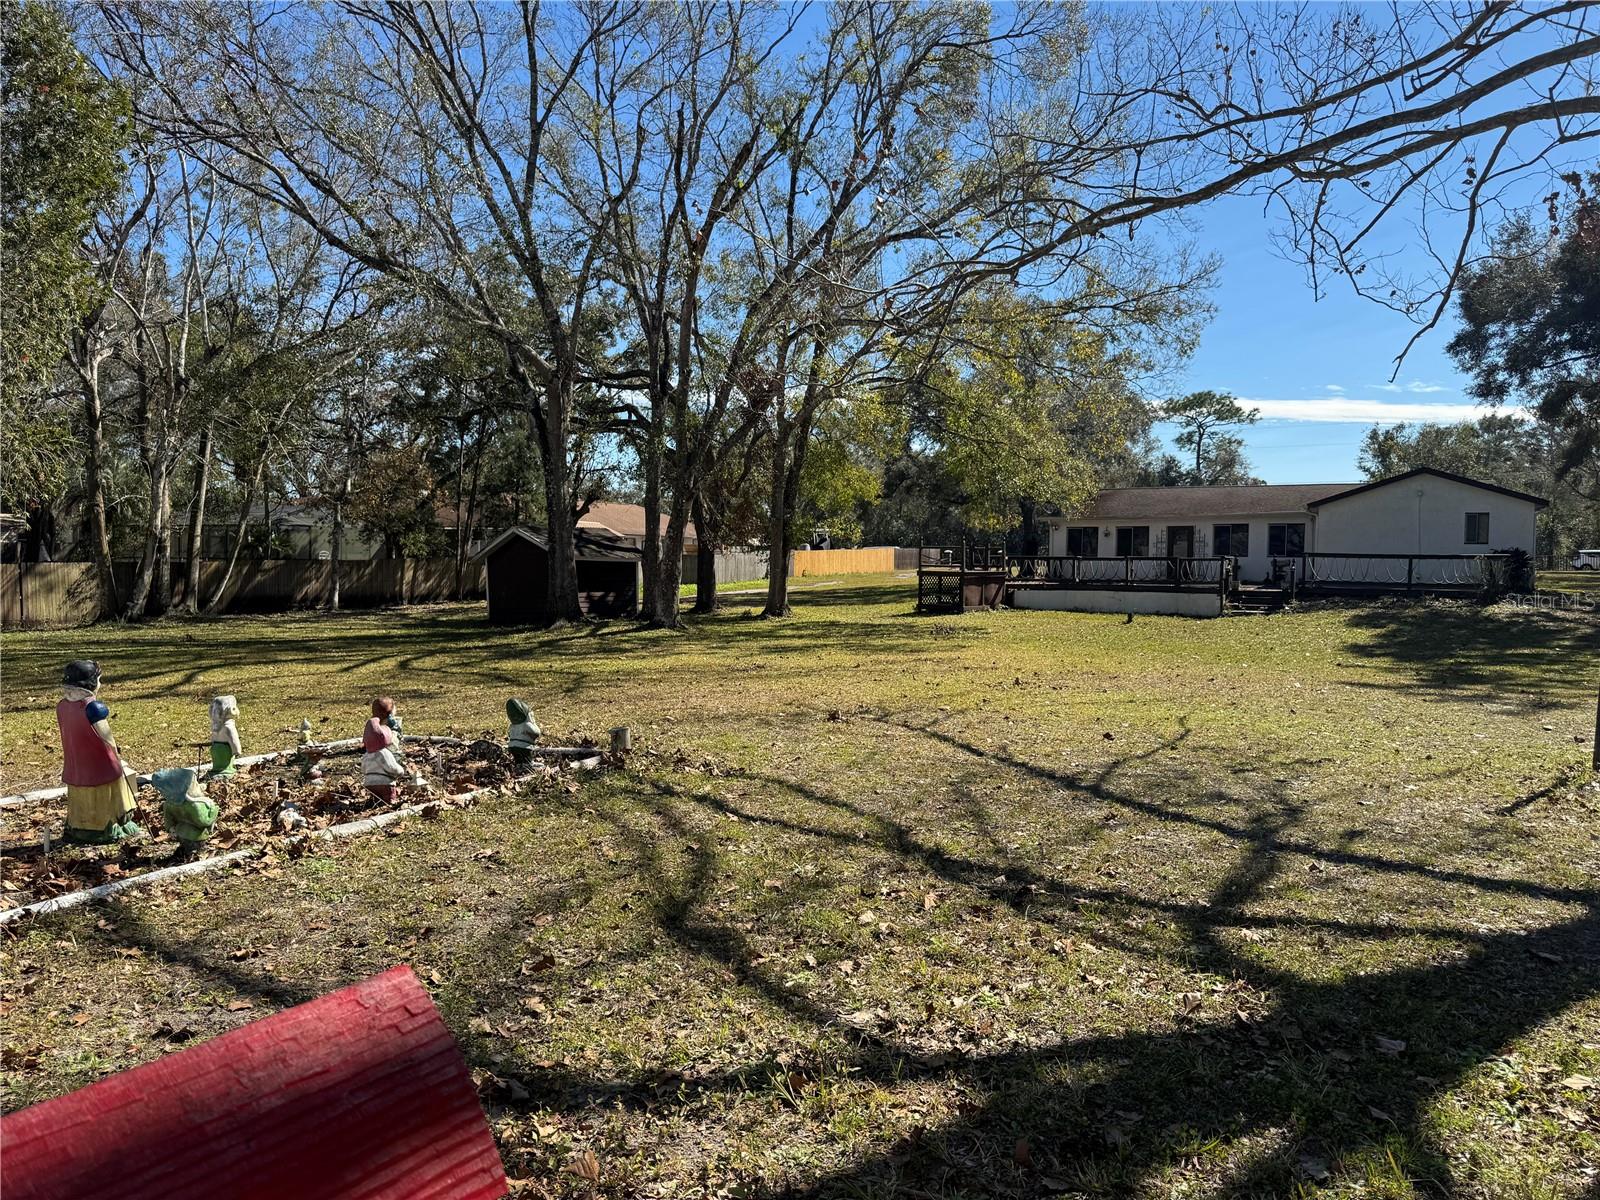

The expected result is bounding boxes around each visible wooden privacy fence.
[790,546,896,577]
[679,548,772,587]
[2,559,484,628]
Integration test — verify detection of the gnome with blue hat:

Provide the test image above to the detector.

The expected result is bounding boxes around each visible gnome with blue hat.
[150,766,219,851]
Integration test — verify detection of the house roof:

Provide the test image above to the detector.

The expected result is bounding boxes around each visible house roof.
[1063,483,1354,521]
[577,501,696,543]
[473,526,642,562]
[1305,467,1549,510]
[1052,469,1548,521]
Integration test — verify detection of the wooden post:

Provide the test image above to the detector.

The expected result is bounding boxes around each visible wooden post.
[1406,557,1415,593]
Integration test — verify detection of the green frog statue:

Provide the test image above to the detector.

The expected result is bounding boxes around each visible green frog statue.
[505,698,541,770]
[150,766,220,849]
[209,695,242,778]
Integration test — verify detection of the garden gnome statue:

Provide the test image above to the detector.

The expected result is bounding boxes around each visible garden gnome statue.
[298,718,313,746]
[209,695,242,778]
[151,766,219,847]
[57,660,143,843]
[362,697,407,800]
[505,698,541,769]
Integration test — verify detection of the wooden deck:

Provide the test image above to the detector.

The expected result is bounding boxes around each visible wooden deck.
[916,549,1521,615]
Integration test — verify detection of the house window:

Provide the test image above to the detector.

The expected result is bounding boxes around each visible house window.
[1268,523,1305,556]
[1464,512,1489,544]
[1213,523,1249,557]
[1115,526,1149,556]
[1065,526,1099,557]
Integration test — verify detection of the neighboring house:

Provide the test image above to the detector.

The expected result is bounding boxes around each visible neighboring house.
[577,502,698,555]
[1042,468,1545,585]
[173,499,480,562]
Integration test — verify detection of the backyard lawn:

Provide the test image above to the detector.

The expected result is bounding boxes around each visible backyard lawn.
[2,577,1597,1198]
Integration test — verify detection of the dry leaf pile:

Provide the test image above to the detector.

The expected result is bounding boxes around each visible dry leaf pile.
[0,741,555,910]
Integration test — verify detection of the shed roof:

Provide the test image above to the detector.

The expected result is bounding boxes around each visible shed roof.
[474,526,642,562]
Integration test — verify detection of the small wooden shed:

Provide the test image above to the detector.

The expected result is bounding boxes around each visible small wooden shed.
[475,527,642,624]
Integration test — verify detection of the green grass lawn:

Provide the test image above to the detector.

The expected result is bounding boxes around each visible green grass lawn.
[1539,570,1600,598]
[2,578,1597,1198]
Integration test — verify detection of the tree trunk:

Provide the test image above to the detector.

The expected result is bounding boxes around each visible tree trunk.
[544,471,582,623]
[762,413,815,619]
[123,365,160,619]
[331,499,344,611]
[151,464,173,615]
[184,421,214,613]
[331,417,356,610]
[452,419,465,599]
[80,351,119,615]
[1019,497,1040,557]
[455,414,486,601]
[536,377,583,624]
[638,432,663,623]
[654,492,690,627]
[692,491,717,614]
[125,456,171,620]
[203,455,269,613]
[762,424,794,619]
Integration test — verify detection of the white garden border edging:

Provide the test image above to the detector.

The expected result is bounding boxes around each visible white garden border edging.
[0,746,601,925]
[0,735,468,810]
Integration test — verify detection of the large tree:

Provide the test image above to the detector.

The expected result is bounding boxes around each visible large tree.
[99,1,664,622]
[1,0,127,505]
[94,0,1600,619]
[1159,391,1262,485]
[1447,173,1600,496]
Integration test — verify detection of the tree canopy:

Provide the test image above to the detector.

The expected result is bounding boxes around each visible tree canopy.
[1447,173,1600,493]
[1158,392,1263,486]
[0,0,127,504]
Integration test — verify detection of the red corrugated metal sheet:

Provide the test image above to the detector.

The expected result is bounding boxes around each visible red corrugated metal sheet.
[0,966,506,1200]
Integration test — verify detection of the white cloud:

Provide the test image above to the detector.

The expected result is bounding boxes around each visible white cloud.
[1368,380,1450,394]
[1323,384,1345,393]
[1226,397,1516,424]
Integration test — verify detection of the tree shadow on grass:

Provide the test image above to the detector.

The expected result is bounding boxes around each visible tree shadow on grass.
[1337,601,1600,707]
[507,726,1597,1195]
[699,740,1596,1194]
[1,581,950,712]
[31,720,1597,1196]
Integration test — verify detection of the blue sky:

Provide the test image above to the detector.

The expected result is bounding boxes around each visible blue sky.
[1155,192,1491,485]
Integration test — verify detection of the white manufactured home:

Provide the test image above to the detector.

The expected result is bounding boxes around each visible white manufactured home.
[985,467,1545,617]
[1043,468,1543,582]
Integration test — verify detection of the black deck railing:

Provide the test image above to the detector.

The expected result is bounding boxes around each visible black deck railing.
[917,542,1008,571]
[1273,553,1515,595]
[1007,555,1234,593]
